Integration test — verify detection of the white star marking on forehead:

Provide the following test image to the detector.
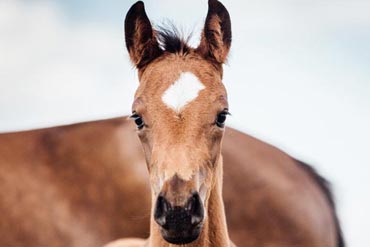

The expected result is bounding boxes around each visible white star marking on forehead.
[162,72,205,113]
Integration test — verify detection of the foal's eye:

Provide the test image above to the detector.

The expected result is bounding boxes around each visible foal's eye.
[215,109,230,128]
[130,112,145,130]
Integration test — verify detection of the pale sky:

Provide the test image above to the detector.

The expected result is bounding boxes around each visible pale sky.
[1,0,369,246]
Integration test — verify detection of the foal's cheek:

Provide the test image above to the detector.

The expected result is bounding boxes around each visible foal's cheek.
[137,133,153,168]
[209,139,223,166]
[141,145,152,168]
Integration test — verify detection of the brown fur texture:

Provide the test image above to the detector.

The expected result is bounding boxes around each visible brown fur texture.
[0,119,151,247]
[0,118,342,247]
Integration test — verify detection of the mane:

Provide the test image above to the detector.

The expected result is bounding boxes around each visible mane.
[156,23,192,54]
[296,160,345,247]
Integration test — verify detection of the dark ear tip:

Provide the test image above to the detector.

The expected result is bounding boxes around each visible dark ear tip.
[126,1,146,24]
[208,0,221,7]
[135,1,145,8]
[208,0,229,15]
[129,1,145,13]
[208,0,230,19]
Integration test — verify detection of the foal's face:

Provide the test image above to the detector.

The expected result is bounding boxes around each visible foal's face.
[133,53,228,197]
[133,54,228,243]
[125,0,231,244]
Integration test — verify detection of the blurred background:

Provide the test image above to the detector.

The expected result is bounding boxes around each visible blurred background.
[0,0,369,246]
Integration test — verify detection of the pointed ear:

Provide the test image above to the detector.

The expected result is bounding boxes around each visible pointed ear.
[124,1,162,69]
[197,0,232,64]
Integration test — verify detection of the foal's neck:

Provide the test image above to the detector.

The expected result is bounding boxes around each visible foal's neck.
[148,157,230,247]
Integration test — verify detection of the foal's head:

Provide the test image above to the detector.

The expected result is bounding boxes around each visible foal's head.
[125,0,231,244]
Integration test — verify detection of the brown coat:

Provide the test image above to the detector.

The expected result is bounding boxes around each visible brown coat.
[0,117,342,247]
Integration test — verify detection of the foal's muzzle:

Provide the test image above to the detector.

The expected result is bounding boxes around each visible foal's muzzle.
[154,192,204,245]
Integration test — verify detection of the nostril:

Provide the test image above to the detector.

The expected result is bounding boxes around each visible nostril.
[187,193,204,226]
[191,215,203,226]
[154,195,170,228]
[155,193,204,231]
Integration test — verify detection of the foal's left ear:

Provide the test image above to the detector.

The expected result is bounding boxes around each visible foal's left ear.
[125,1,162,69]
[197,0,232,64]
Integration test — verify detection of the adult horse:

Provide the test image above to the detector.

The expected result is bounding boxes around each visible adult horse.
[0,0,344,247]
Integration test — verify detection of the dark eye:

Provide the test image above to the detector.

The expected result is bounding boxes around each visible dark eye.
[130,112,145,130]
[215,109,230,128]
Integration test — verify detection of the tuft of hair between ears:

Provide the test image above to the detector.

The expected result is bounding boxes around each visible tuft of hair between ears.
[156,24,191,55]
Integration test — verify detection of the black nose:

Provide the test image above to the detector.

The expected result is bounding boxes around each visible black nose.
[154,193,204,244]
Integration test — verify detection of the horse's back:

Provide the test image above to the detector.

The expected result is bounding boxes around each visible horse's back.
[223,128,339,246]
[0,118,151,247]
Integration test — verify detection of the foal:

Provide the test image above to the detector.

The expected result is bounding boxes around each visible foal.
[107,0,236,246]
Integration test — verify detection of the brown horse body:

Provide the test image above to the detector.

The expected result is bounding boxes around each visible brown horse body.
[0,117,342,247]
[0,118,150,247]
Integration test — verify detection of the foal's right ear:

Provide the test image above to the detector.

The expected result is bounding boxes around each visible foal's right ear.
[125,1,162,69]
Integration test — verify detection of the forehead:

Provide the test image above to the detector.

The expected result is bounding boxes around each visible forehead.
[134,53,227,110]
